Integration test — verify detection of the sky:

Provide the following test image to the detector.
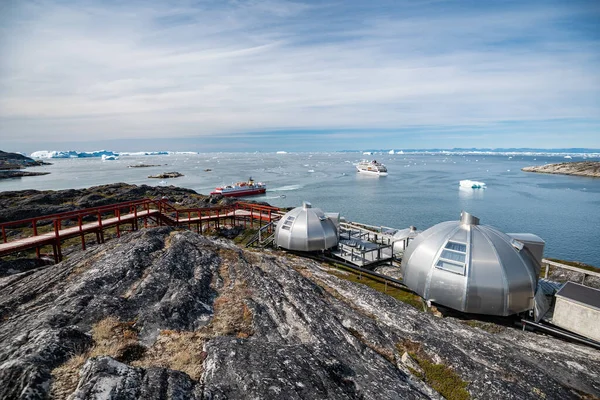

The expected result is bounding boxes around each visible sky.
[0,0,599,153]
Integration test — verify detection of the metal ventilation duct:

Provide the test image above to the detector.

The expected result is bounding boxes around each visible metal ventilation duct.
[275,202,339,251]
[401,211,543,316]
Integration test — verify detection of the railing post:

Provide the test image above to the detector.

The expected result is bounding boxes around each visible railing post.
[33,220,38,236]
[79,215,86,250]
[1,225,5,243]
[544,262,549,278]
[54,219,59,238]
[116,208,121,237]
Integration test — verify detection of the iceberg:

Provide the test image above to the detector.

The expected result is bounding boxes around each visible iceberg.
[30,150,119,159]
[119,151,170,156]
[388,150,395,155]
[276,151,288,154]
[101,154,119,161]
[459,180,486,189]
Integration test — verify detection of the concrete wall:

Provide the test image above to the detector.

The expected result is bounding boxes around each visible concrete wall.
[552,298,600,342]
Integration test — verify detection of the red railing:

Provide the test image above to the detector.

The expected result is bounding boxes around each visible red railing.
[0,198,161,244]
[0,198,281,259]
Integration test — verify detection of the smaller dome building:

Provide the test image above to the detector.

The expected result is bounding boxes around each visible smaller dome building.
[275,202,338,251]
[392,226,420,255]
[401,211,544,316]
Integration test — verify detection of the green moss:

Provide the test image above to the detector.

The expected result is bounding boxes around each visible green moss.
[461,320,504,334]
[233,228,260,245]
[396,340,470,400]
[327,264,423,309]
[413,355,470,400]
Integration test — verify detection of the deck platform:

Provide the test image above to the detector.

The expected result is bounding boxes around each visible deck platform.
[0,199,280,263]
[329,222,395,267]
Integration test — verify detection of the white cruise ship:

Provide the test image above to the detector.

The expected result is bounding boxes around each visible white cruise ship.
[356,160,388,176]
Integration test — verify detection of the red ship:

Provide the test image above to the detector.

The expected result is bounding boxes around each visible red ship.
[210,177,266,197]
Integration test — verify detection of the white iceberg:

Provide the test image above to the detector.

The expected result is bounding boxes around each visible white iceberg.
[276,151,288,154]
[102,154,119,161]
[119,151,170,156]
[30,150,119,159]
[459,180,486,189]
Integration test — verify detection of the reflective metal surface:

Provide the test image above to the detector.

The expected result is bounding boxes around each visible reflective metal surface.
[392,226,420,253]
[275,202,339,251]
[401,212,544,316]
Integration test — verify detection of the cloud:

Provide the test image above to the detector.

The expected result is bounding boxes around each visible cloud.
[0,0,599,149]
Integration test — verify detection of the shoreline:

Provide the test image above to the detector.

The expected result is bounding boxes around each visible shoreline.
[521,161,600,178]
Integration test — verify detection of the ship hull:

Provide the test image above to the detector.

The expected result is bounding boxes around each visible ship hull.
[210,188,266,197]
[356,167,388,176]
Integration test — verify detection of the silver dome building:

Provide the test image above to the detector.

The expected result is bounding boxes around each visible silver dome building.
[275,202,339,251]
[401,211,544,316]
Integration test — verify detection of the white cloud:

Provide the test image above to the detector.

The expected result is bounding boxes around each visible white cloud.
[0,0,598,147]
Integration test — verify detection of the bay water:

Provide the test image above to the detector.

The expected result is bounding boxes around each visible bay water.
[1,152,599,267]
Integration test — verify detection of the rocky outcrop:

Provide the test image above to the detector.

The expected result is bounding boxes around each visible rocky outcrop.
[0,183,207,223]
[148,172,184,179]
[0,151,51,180]
[0,151,49,169]
[522,161,600,177]
[1,228,598,399]
[0,170,50,180]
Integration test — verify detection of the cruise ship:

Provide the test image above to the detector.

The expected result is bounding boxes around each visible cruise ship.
[210,177,266,197]
[356,160,388,176]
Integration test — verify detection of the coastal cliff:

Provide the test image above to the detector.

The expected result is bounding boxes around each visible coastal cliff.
[522,161,600,177]
[0,151,50,180]
[1,228,599,399]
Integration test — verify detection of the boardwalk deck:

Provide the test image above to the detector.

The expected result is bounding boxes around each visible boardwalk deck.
[0,200,280,262]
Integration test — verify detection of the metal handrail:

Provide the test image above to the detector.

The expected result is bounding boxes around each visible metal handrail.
[542,259,600,279]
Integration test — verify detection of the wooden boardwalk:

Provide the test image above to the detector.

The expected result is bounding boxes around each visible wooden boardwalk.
[0,199,280,262]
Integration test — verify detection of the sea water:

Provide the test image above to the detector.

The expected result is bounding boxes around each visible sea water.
[1,152,599,266]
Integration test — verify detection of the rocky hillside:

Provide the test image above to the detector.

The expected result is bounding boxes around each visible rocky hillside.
[0,183,235,223]
[1,228,598,399]
[522,161,600,177]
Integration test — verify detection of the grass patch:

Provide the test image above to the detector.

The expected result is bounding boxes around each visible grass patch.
[396,340,470,400]
[327,264,423,310]
[233,228,259,245]
[50,317,142,399]
[460,320,505,334]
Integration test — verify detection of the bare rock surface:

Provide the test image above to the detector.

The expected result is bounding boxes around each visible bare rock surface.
[0,228,599,399]
[522,161,600,177]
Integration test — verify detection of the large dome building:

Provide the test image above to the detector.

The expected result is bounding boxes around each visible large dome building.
[275,202,339,251]
[401,211,544,316]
